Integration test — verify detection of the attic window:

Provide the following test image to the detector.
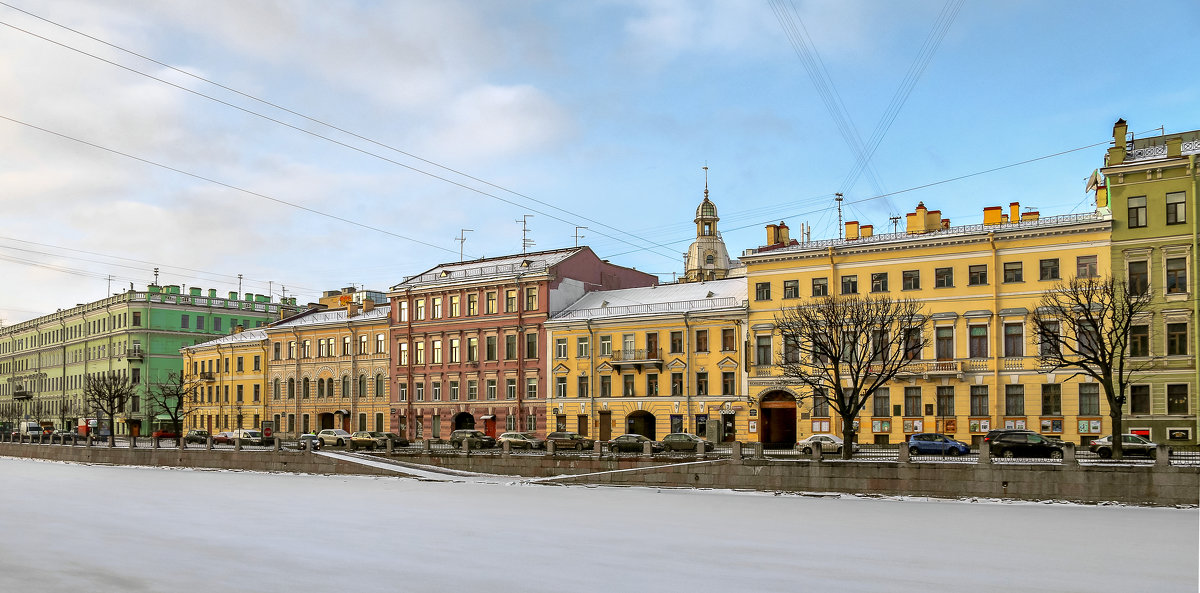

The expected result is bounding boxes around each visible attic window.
[706,291,714,298]
[521,260,533,268]
[440,270,450,277]
[601,300,609,308]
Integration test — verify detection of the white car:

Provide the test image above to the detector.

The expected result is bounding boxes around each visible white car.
[317,429,352,446]
[795,434,859,454]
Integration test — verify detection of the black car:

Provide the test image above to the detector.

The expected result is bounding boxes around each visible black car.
[448,429,496,449]
[609,434,664,453]
[372,432,409,447]
[983,429,1035,446]
[990,432,1064,459]
[545,431,595,450]
[184,429,211,444]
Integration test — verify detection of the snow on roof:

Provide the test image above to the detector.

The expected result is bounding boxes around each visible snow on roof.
[391,247,583,290]
[183,328,267,351]
[270,306,389,329]
[550,278,746,322]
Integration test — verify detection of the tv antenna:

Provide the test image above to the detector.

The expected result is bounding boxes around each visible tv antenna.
[456,229,474,262]
[835,193,844,239]
[574,226,588,247]
[517,215,535,253]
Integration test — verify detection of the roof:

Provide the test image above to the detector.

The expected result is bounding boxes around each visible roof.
[269,306,389,329]
[550,278,746,322]
[391,247,583,290]
[183,329,268,351]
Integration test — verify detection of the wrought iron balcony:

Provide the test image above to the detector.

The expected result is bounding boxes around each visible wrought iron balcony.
[126,348,144,361]
[611,348,662,373]
[199,372,215,382]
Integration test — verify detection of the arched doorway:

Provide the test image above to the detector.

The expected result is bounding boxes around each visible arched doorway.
[625,410,656,440]
[453,412,475,431]
[318,412,336,430]
[759,391,797,448]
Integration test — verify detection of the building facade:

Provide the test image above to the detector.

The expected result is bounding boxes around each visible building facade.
[544,278,748,443]
[181,328,270,435]
[740,201,1116,447]
[1101,119,1199,444]
[388,247,657,440]
[0,284,298,435]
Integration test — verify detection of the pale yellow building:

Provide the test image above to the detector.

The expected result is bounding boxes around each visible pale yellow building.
[182,327,270,434]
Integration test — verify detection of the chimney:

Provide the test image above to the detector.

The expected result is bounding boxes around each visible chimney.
[845,220,860,240]
[1108,118,1129,164]
[860,224,873,238]
[777,222,790,244]
[1023,210,1040,222]
[347,301,360,317]
[983,206,1003,225]
[1010,201,1021,223]
[362,299,375,313]
[766,223,778,246]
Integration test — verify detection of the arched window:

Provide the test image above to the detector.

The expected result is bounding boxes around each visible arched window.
[342,376,350,398]
[287,378,295,399]
[705,254,715,265]
[358,375,367,398]
[326,378,334,398]
[317,379,325,398]
[273,378,280,400]
[375,374,385,398]
[302,378,310,398]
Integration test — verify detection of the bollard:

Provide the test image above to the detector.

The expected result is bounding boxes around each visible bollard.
[898,443,911,463]
[464,438,472,455]
[38,432,45,445]
[696,439,706,459]
[86,434,93,448]
[979,440,991,465]
[1062,441,1076,464]
[235,438,243,452]
[179,436,186,450]
[642,440,653,456]
[811,443,823,462]
[129,436,136,449]
[501,440,511,456]
[732,441,742,462]
[593,440,603,456]
[274,438,282,452]
[152,437,160,450]
[206,436,213,451]
[545,440,555,456]
[423,439,432,453]
[1155,444,1170,467]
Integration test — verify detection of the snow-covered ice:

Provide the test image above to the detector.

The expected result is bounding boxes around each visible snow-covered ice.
[0,457,1195,593]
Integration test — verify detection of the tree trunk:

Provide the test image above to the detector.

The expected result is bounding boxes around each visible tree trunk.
[841,415,856,460]
[1110,408,1123,460]
[107,411,116,448]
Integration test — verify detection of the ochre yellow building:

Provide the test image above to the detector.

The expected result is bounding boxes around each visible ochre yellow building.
[182,326,270,434]
[741,201,1114,447]
[544,278,748,442]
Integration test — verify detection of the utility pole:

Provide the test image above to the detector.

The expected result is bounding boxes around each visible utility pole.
[835,193,844,239]
[889,215,900,234]
[456,229,474,262]
[573,226,587,247]
[517,215,535,253]
[153,267,159,286]
[106,275,112,296]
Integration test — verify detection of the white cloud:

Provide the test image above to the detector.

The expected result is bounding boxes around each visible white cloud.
[423,84,574,160]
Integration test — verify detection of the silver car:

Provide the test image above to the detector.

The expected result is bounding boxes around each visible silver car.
[795,434,859,454]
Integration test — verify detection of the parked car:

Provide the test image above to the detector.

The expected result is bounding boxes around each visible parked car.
[498,432,544,450]
[151,429,180,439]
[795,434,858,455]
[661,432,714,452]
[907,433,970,456]
[1088,434,1166,458]
[448,429,496,449]
[349,431,385,450]
[372,432,409,447]
[609,434,663,453]
[211,432,236,445]
[989,432,1065,459]
[983,429,1034,445]
[318,429,352,446]
[184,429,210,444]
[545,431,594,450]
[231,429,268,446]
[297,434,321,451]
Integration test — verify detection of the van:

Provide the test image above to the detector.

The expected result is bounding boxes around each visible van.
[230,429,270,446]
[19,422,44,436]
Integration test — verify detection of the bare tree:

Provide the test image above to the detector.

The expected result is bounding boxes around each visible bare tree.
[84,372,135,447]
[146,371,200,443]
[1032,276,1152,459]
[775,295,929,459]
[56,396,79,433]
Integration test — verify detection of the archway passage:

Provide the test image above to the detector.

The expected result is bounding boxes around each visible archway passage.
[759,391,797,448]
[625,410,656,440]
[453,412,475,431]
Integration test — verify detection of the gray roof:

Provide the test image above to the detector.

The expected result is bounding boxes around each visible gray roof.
[550,278,746,322]
[270,306,389,330]
[391,248,583,290]
[183,329,268,351]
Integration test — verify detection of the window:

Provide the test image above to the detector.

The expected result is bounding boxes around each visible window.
[486,336,497,361]
[431,340,442,364]
[1078,384,1099,416]
[506,379,517,400]
[755,336,772,366]
[1167,323,1188,356]
[1130,384,1150,415]
[871,273,888,293]
[783,280,799,299]
[904,328,922,360]
[968,325,987,358]
[577,376,588,398]
[273,342,281,360]
[1004,385,1024,416]
[841,275,858,294]
[467,294,478,316]
[416,381,426,401]
[722,329,736,351]
[1039,258,1060,281]
[287,378,295,399]
[196,317,205,330]
[431,297,442,319]
[302,378,310,399]
[812,278,828,297]
[1003,262,1023,283]
[236,357,244,372]
[342,336,351,356]
[671,373,683,395]
[576,337,589,358]
[935,327,953,360]
[970,386,988,416]
[399,301,409,322]
[755,282,771,301]
[359,335,368,354]
[526,333,538,358]
[695,372,708,396]
[466,380,477,401]
[669,331,683,354]
[273,379,281,400]
[1039,321,1060,357]
[968,265,987,286]
[622,375,634,396]
[1167,384,1188,415]
[449,338,460,363]
[1130,325,1149,357]
[449,295,460,317]
[1003,323,1023,357]
[783,334,801,363]
[525,287,538,311]
[415,299,425,320]
[599,376,611,397]
[934,267,953,288]
[646,374,658,396]
[1128,260,1149,295]
[132,312,141,326]
[872,389,891,417]
[695,330,709,352]
[399,383,408,401]
[1076,255,1097,278]
[722,372,735,396]
[485,292,497,314]
[555,376,567,398]
[486,379,496,400]
[375,375,385,398]
[812,390,829,417]
[526,377,538,399]
[1041,384,1061,416]
[903,387,921,417]
[902,270,920,290]
[1166,257,1187,294]
[181,314,190,329]
[505,335,517,360]
[936,386,954,416]
[302,340,311,358]
[555,338,568,359]
[399,343,409,365]
[466,337,478,362]
[1166,191,1186,224]
[1127,196,1146,228]
[504,290,516,313]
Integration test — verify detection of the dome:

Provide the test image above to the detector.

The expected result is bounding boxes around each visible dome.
[695,197,718,220]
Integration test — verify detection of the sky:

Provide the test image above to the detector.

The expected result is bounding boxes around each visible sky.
[1,0,1197,324]
[2,456,1197,592]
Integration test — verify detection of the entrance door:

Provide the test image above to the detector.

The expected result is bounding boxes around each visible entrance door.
[482,417,496,437]
[577,414,589,437]
[760,392,798,447]
[342,416,350,432]
[626,411,656,440]
[599,411,611,441]
[721,413,736,442]
[454,412,476,431]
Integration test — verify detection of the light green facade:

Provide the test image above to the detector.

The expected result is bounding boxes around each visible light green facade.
[1101,119,1200,445]
[0,284,299,435]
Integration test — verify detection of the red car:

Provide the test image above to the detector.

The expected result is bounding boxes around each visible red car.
[152,429,180,439]
[211,432,236,445]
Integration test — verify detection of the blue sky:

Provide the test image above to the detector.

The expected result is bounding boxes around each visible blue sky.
[1,0,1197,323]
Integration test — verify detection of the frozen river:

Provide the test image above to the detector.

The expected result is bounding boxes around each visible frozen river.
[0,457,1195,593]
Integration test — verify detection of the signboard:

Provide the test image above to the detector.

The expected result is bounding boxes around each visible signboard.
[261,421,274,438]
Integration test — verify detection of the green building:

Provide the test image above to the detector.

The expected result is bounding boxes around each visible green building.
[1101,118,1199,445]
[0,284,300,436]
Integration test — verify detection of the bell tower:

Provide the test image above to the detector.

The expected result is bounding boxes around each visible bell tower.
[683,167,732,282]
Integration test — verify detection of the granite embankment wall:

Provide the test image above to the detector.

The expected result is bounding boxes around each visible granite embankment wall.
[2,442,1196,506]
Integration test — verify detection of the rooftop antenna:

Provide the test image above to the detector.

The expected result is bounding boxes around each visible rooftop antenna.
[889,215,900,234]
[237,274,243,297]
[573,226,587,247]
[268,280,273,301]
[456,229,474,262]
[106,275,113,296]
[517,215,535,253]
[835,193,844,239]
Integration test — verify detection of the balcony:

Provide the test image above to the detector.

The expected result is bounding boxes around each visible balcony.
[611,348,662,373]
[961,358,990,373]
[126,348,144,361]
[199,372,215,382]
[896,361,962,379]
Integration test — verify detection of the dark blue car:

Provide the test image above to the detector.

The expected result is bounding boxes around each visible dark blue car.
[907,433,970,456]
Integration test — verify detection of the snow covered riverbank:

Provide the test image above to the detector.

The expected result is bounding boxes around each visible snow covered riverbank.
[1,457,1195,593]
